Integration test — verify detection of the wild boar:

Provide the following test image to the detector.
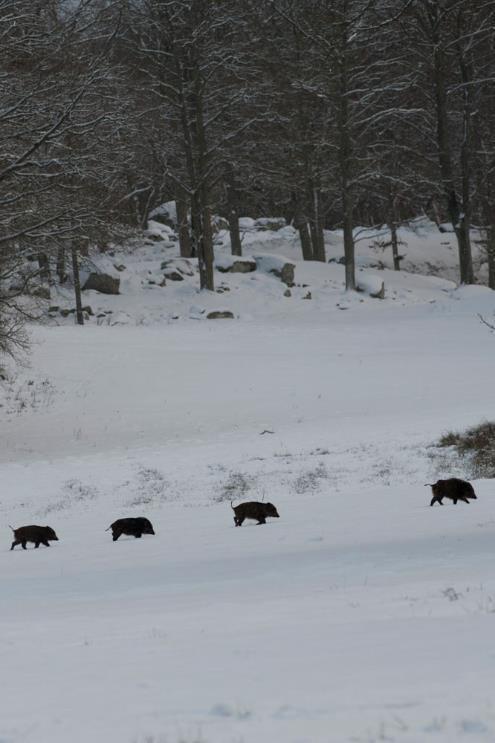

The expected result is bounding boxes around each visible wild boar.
[230,500,280,526]
[106,517,155,541]
[426,478,477,506]
[10,524,59,550]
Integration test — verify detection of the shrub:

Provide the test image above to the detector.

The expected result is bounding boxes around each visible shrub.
[436,421,495,478]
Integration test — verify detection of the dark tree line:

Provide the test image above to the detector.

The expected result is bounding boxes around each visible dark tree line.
[2,0,495,353]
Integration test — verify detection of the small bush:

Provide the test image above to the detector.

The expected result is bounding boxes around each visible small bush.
[436,421,495,478]
[214,470,253,503]
[293,462,328,494]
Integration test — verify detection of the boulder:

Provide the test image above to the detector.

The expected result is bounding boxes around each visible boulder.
[216,256,256,274]
[163,270,184,282]
[148,202,177,229]
[254,217,286,231]
[82,273,120,295]
[160,258,194,276]
[207,310,234,320]
[31,285,51,299]
[254,255,295,286]
[357,276,385,299]
[212,216,229,233]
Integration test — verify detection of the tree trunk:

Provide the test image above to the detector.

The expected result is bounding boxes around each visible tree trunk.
[37,251,51,286]
[338,33,355,291]
[457,21,474,285]
[71,244,84,326]
[342,191,355,291]
[433,38,473,284]
[201,203,215,290]
[487,227,495,290]
[389,221,401,271]
[226,170,242,256]
[309,184,326,262]
[192,192,215,291]
[56,246,67,284]
[228,208,242,257]
[176,195,192,258]
[293,192,313,261]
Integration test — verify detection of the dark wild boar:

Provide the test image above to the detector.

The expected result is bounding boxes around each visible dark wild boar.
[230,500,280,526]
[106,517,155,541]
[426,478,477,506]
[10,524,59,550]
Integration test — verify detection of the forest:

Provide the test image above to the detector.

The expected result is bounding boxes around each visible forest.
[1,0,495,353]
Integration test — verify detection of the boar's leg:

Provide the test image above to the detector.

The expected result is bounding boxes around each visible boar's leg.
[430,496,443,506]
[10,540,19,550]
[256,517,266,525]
[21,541,27,549]
[134,532,142,538]
[112,530,121,541]
[42,540,50,546]
[458,497,470,504]
[34,542,40,548]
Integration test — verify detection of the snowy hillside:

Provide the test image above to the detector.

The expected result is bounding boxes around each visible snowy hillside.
[1,219,495,743]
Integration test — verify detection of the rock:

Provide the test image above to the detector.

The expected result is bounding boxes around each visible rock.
[272,263,295,286]
[254,255,295,286]
[238,217,256,231]
[160,258,194,276]
[82,305,93,316]
[212,216,229,233]
[370,282,385,299]
[31,285,51,299]
[216,256,256,274]
[145,232,164,243]
[283,289,292,297]
[148,202,177,229]
[207,310,234,320]
[302,291,312,300]
[113,263,126,272]
[48,306,60,313]
[59,308,74,317]
[82,273,120,295]
[357,277,385,299]
[254,217,286,231]
[164,270,184,282]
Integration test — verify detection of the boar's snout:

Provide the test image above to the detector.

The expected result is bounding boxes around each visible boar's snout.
[266,503,280,518]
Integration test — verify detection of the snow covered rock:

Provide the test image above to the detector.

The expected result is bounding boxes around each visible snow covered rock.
[254,254,295,286]
[160,258,195,277]
[207,310,234,319]
[238,217,256,231]
[31,285,51,299]
[215,255,256,274]
[254,217,286,231]
[82,273,120,295]
[357,275,385,299]
[148,201,177,228]
[163,270,184,282]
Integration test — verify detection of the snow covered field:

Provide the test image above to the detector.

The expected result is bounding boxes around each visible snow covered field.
[1,222,495,742]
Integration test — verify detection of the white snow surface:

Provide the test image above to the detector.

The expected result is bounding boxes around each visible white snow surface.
[1,219,495,743]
